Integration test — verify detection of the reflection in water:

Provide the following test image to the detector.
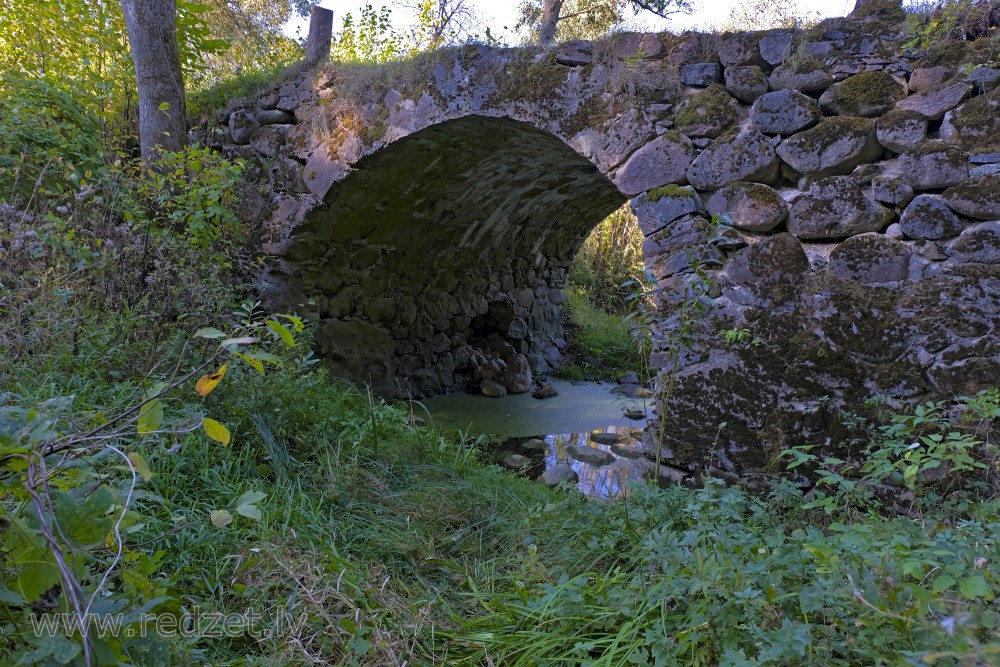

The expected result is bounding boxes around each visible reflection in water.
[421,380,655,498]
[546,427,647,498]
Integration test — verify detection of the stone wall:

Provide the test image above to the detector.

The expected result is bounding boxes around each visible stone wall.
[197,0,1000,473]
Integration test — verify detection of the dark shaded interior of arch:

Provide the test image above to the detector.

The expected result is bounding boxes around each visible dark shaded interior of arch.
[275,115,627,397]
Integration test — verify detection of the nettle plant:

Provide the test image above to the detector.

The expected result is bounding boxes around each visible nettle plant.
[127,143,245,250]
[782,390,1000,515]
[0,305,308,665]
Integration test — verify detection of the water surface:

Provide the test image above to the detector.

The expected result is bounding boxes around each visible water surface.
[421,380,654,497]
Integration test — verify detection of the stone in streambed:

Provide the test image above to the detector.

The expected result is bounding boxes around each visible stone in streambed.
[532,383,559,399]
[567,445,616,466]
[502,453,532,470]
[539,464,579,487]
[590,431,629,446]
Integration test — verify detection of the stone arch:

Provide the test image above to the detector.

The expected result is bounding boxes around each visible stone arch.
[264,114,632,397]
[206,8,1000,473]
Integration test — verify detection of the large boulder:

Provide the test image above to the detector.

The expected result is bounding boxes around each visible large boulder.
[875,109,927,153]
[940,95,1000,150]
[776,117,882,177]
[942,175,1000,220]
[673,84,744,138]
[758,30,794,66]
[870,175,914,207]
[899,194,966,240]
[908,66,955,92]
[719,32,767,68]
[642,214,720,278]
[503,354,532,394]
[819,71,907,117]
[769,59,835,92]
[613,133,692,195]
[750,90,821,136]
[895,81,970,120]
[787,176,893,240]
[680,62,720,86]
[632,185,704,236]
[687,128,780,190]
[539,463,579,487]
[725,232,809,297]
[828,233,912,284]
[948,221,1000,263]
[724,66,769,104]
[705,182,788,232]
[898,142,969,190]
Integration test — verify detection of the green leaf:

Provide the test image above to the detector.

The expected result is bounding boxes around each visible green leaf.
[266,319,296,348]
[0,588,25,605]
[235,491,266,521]
[933,573,957,593]
[17,560,61,603]
[210,509,232,528]
[137,398,163,435]
[54,486,113,546]
[203,418,231,446]
[50,634,81,664]
[194,327,226,339]
[158,101,170,111]
[960,575,990,600]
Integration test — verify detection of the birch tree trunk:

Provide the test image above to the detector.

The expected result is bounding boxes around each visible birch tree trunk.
[121,0,187,161]
[538,0,563,46]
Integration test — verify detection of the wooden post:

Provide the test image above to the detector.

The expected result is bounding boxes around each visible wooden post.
[305,6,334,66]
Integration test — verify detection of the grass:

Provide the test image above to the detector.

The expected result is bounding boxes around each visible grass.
[556,286,648,382]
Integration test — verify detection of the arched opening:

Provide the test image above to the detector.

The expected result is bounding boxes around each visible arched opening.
[267,115,630,398]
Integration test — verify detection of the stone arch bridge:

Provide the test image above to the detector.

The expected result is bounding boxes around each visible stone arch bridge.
[198,3,1000,473]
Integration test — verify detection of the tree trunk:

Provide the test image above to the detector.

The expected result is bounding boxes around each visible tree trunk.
[121,0,187,161]
[539,0,563,46]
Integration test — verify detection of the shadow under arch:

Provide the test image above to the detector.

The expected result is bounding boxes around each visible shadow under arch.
[266,115,629,397]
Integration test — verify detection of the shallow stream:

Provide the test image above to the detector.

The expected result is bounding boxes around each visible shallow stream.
[420,380,656,497]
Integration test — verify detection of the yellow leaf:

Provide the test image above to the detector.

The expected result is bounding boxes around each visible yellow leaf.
[266,319,296,348]
[235,352,264,374]
[127,452,153,481]
[195,364,227,396]
[203,418,231,446]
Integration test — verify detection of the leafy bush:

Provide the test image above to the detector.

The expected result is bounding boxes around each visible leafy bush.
[0,73,103,205]
[782,391,1000,515]
[127,144,245,249]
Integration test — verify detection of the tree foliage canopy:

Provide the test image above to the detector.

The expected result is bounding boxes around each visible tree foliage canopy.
[516,0,692,43]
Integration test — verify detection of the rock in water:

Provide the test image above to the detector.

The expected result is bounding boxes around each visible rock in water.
[480,379,507,398]
[520,438,549,452]
[610,442,644,459]
[532,383,558,399]
[567,445,616,466]
[540,464,579,487]
[502,453,531,470]
[590,431,629,445]
[610,384,654,398]
[503,353,532,394]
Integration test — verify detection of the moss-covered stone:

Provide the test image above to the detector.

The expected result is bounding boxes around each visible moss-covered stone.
[776,117,881,176]
[875,108,927,152]
[940,95,1000,150]
[819,71,907,117]
[672,84,743,138]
